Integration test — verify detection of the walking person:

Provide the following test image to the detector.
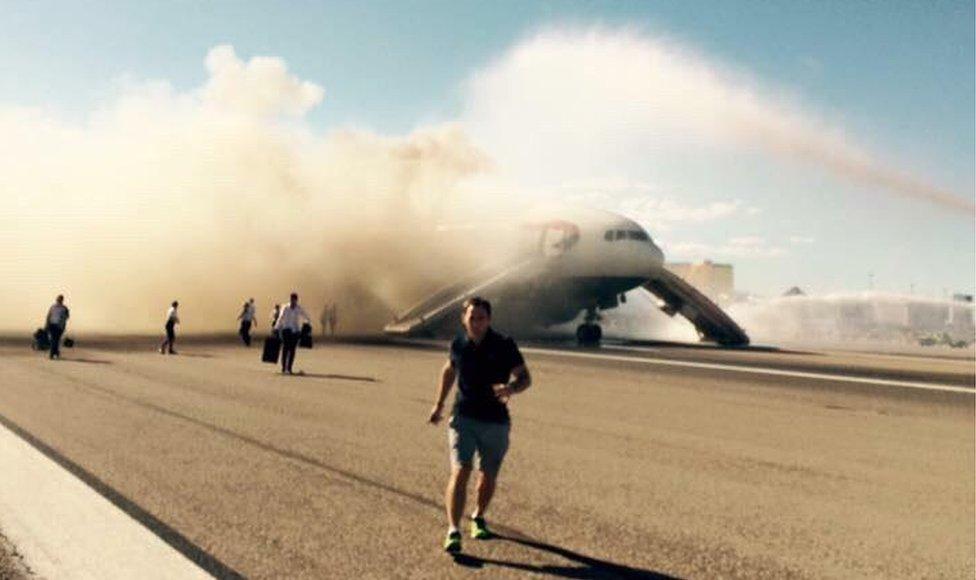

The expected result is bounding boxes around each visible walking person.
[427,297,531,553]
[319,302,338,339]
[319,302,331,338]
[273,293,311,374]
[269,303,282,337]
[45,294,70,360]
[327,302,337,338]
[237,298,257,346]
[159,300,180,354]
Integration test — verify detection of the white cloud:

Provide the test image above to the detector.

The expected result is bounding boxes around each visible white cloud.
[728,236,765,246]
[789,235,815,244]
[201,45,325,117]
[549,178,745,231]
[559,177,656,197]
[622,197,741,231]
[665,239,787,260]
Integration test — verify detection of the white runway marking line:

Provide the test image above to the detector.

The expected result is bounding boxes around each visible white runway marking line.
[0,423,211,580]
[521,347,975,395]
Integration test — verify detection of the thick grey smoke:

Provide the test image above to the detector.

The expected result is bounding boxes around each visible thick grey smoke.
[0,46,495,333]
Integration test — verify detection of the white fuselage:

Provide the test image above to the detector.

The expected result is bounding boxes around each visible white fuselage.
[388,206,747,343]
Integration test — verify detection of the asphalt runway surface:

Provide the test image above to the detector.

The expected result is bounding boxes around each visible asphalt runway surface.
[0,338,972,578]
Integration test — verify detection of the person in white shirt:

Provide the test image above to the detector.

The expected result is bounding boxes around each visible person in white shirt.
[45,294,70,360]
[273,292,311,374]
[237,298,257,347]
[159,300,180,355]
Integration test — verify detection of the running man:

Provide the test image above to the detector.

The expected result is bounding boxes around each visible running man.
[428,296,531,553]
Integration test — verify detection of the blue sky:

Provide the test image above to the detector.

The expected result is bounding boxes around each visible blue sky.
[2,0,973,297]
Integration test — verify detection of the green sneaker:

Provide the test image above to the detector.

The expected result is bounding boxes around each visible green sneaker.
[443,530,462,553]
[470,516,491,539]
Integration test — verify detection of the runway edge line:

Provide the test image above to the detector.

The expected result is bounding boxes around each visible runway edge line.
[0,412,243,579]
[521,347,975,394]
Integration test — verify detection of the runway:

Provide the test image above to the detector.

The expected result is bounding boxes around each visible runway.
[0,339,972,578]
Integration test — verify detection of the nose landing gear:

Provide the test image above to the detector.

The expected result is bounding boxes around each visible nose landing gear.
[576,307,603,347]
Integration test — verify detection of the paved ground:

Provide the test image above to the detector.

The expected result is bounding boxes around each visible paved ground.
[0,339,972,578]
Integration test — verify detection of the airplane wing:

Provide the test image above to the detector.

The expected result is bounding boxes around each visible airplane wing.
[383,259,539,336]
[642,269,750,346]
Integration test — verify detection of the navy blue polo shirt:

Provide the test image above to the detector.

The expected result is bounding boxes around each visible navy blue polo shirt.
[450,328,525,424]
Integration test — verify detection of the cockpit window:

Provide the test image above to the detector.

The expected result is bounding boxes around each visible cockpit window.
[615,230,627,240]
[604,230,614,241]
[628,230,649,241]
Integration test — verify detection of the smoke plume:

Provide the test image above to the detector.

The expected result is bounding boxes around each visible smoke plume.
[728,292,975,346]
[463,27,972,214]
[2,31,967,338]
[0,46,492,333]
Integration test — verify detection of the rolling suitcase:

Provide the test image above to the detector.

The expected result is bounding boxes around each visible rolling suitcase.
[262,335,281,363]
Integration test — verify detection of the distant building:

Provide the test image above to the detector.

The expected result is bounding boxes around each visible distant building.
[666,260,734,305]
[783,286,805,297]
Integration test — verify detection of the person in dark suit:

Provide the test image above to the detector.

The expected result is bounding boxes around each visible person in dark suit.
[45,294,70,360]
[237,298,257,346]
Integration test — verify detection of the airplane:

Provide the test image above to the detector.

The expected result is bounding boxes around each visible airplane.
[383,208,749,346]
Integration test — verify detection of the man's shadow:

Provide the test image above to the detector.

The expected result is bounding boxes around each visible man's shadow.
[61,357,112,365]
[290,372,378,383]
[451,532,680,579]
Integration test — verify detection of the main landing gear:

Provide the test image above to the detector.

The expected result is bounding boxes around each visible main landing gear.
[576,307,603,347]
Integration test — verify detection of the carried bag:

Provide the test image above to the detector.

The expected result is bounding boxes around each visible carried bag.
[32,328,50,351]
[299,323,313,349]
[262,335,282,363]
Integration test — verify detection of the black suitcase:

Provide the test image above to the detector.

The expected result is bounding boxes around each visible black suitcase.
[32,328,50,351]
[262,335,281,363]
[299,323,313,349]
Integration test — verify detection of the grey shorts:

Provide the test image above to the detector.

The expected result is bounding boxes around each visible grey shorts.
[448,414,511,476]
